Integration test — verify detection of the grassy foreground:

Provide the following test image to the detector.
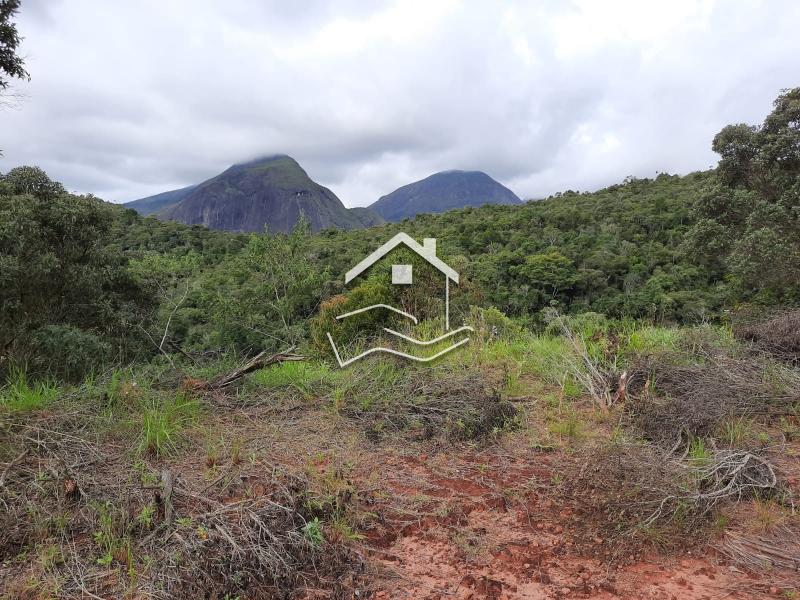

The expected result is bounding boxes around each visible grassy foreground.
[1,312,799,598]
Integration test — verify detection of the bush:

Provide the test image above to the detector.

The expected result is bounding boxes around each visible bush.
[30,325,111,381]
[0,175,154,382]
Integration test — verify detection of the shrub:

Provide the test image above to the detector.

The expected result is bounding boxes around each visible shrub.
[30,324,111,381]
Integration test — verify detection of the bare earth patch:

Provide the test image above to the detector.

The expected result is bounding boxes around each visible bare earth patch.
[350,438,774,600]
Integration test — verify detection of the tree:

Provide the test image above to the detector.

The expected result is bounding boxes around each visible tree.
[0,0,28,90]
[0,168,154,380]
[686,88,800,298]
[511,250,579,311]
[3,165,65,198]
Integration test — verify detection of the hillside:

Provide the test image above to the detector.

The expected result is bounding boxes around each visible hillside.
[370,169,521,222]
[306,170,717,325]
[124,185,196,216]
[134,155,384,233]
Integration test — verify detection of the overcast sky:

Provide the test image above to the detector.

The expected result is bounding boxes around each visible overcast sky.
[0,0,798,207]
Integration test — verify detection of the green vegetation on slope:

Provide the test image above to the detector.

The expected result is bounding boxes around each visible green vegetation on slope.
[2,88,799,381]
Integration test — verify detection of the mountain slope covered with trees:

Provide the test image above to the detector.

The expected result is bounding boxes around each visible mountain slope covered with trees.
[3,88,799,380]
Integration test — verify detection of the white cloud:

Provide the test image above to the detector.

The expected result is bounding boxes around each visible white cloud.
[0,0,798,206]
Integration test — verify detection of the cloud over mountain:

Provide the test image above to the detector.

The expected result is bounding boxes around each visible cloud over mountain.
[1,0,799,206]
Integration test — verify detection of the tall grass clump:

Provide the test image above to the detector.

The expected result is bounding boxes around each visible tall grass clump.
[521,334,575,385]
[0,370,59,412]
[247,361,332,398]
[623,325,681,356]
[136,392,200,457]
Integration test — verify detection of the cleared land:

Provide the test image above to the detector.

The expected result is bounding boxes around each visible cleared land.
[2,313,800,599]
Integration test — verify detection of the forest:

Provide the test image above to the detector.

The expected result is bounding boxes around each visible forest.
[3,88,800,380]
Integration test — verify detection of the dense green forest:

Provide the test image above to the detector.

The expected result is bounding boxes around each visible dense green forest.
[2,88,799,381]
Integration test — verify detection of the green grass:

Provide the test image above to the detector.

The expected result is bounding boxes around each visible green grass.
[481,332,575,387]
[623,326,681,355]
[0,370,59,412]
[521,335,574,383]
[301,517,324,547]
[247,361,332,397]
[183,354,243,381]
[688,437,711,465]
[718,417,755,447]
[547,409,584,440]
[136,392,200,457]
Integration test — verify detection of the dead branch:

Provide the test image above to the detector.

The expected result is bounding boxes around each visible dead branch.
[718,527,800,572]
[161,469,174,526]
[0,448,28,489]
[645,450,778,526]
[196,348,305,390]
[545,309,614,410]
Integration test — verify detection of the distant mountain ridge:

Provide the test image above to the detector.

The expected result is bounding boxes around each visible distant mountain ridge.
[370,170,521,222]
[125,155,383,233]
[124,185,196,216]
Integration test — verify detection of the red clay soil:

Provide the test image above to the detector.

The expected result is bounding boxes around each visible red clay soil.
[354,445,783,600]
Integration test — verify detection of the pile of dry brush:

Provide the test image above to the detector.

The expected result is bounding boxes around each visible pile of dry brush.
[734,308,800,364]
[559,441,780,560]
[557,321,799,562]
[340,367,519,442]
[0,404,362,599]
[626,347,800,451]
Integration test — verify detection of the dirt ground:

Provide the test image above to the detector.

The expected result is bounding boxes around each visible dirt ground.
[204,400,800,599]
[2,389,798,598]
[358,446,765,599]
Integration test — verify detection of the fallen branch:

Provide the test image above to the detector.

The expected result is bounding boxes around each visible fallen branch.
[718,528,800,572]
[0,448,28,489]
[161,469,174,526]
[645,450,778,526]
[197,349,304,390]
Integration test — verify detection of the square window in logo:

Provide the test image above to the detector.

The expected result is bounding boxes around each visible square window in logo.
[392,264,412,285]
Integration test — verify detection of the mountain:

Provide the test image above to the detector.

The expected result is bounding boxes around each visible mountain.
[370,170,521,222]
[126,155,383,233]
[124,185,196,216]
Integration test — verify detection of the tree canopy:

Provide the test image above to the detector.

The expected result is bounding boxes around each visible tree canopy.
[687,87,800,301]
[0,0,28,90]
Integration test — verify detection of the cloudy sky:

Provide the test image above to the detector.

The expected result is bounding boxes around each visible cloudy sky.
[0,0,798,207]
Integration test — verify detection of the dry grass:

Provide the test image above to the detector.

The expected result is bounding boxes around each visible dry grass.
[554,440,784,563]
[626,348,800,450]
[0,402,364,599]
[735,309,800,363]
[718,525,800,572]
[555,441,700,559]
[340,367,520,442]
